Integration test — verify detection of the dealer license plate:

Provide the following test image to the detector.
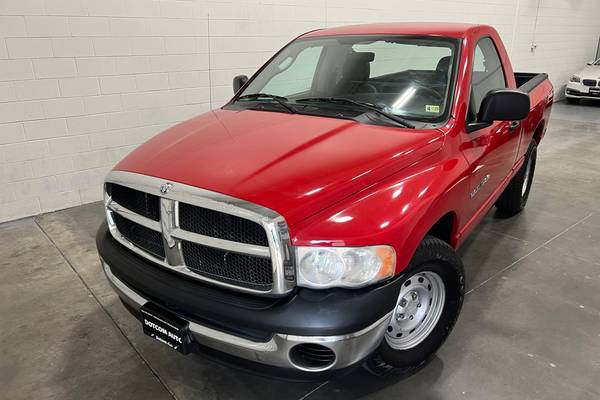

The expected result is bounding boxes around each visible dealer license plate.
[140,303,191,354]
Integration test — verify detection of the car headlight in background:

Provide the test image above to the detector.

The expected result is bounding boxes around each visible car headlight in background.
[296,246,396,288]
[570,75,581,83]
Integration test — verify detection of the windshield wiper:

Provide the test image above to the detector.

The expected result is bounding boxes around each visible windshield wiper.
[236,93,296,114]
[296,97,415,129]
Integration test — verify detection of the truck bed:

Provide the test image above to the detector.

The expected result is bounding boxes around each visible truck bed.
[515,72,549,93]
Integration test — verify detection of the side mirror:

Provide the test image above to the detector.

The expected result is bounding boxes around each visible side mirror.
[233,75,248,94]
[479,89,530,122]
[467,89,530,133]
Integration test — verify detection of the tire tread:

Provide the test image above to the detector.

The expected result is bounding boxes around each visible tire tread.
[495,139,537,214]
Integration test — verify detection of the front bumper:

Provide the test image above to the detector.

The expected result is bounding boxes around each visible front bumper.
[565,82,600,99]
[97,223,399,377]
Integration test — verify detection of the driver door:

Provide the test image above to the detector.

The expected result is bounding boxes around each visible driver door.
[461,37,521,216]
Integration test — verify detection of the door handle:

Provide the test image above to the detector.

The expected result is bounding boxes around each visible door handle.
[508,121,521,132]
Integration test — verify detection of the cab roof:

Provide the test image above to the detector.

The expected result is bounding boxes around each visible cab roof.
[301,22,484,39]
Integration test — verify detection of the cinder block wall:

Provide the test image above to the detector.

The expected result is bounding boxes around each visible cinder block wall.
[1,0,598,222]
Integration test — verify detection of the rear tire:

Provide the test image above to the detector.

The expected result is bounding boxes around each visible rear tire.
[566,97,580,104]
[363,236,464,376]
[495,140,537,214]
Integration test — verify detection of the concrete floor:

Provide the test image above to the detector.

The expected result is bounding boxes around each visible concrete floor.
[2,100,599,400]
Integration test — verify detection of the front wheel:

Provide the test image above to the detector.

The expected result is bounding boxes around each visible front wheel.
[364,236,465,376]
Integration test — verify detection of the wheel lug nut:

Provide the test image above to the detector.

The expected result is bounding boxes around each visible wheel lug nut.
[409,315,414,320]
[400,299,407,307]
[411,292,418,301]
[417,303,421,308]
[397,313,405,320]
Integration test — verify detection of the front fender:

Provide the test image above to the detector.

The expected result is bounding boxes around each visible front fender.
[290,149,469,275]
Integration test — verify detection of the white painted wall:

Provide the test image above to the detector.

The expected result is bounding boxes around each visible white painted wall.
[1,0,598,222]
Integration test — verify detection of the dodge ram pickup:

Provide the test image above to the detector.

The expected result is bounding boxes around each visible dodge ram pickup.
[96,23,553,379]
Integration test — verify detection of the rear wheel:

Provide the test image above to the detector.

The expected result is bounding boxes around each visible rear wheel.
[495,140,537,214]
[566,97,580,104]
[364,236,464,376]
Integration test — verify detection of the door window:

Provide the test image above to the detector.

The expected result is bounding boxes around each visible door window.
[468,37,506,122]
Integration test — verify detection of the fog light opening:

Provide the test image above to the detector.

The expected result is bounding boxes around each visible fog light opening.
[289,343,336,371]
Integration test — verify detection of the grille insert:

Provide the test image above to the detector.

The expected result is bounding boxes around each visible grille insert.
[582,79,598,87]
[109,183,160,221]
[179,202,269,246]
[181,241,273,291]
[113,213,165,259]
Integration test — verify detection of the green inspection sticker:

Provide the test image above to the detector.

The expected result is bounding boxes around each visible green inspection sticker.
[425,105,440,113]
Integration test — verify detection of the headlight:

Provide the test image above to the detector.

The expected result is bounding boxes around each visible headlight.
[296,246,396,288]
[570,75,581,83]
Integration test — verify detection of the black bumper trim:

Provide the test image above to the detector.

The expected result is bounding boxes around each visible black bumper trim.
[96,222,402,337]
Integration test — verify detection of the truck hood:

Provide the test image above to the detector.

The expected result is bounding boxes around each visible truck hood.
[577,64,600,79]
[115,109,443,226]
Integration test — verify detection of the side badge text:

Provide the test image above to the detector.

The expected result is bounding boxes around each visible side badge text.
[470,174,490,199]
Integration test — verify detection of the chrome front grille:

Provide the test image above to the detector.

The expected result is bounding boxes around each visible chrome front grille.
[104,171,296,296]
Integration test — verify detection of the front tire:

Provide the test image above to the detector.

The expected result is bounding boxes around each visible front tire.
[495,140,537,214]
[364,236,465,376]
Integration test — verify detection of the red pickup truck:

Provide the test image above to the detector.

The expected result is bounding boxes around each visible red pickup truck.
[96,23,553,379]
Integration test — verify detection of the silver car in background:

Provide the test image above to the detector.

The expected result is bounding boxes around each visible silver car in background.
[566,58,600,103]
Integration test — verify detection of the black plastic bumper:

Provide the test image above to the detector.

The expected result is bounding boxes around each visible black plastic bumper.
[96,222,403,338]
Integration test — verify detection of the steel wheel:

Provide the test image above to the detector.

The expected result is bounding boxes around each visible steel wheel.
[385,271,446,350]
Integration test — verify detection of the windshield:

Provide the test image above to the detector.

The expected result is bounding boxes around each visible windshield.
[237,35,459,124]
